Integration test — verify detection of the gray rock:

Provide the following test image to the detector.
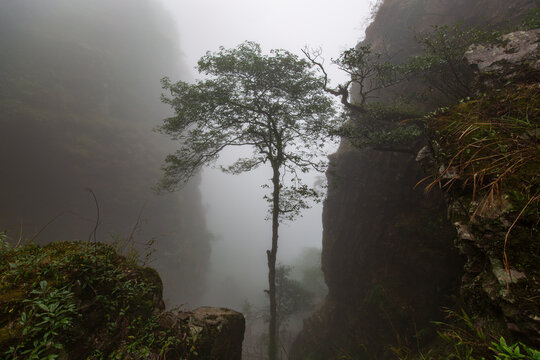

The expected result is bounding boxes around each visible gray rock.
[189,307,246,360]
[158,307,245,360]
[415,145,435,168]
[465,29,540,73]
[490,258,527,286]
[454,222,476,241]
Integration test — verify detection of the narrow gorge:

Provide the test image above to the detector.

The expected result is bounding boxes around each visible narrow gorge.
[1,0,538,359]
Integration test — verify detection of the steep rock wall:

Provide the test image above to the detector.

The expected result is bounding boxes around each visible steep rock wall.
[292,1,538,358]
[292,145,462,359]
[366,0,537,60]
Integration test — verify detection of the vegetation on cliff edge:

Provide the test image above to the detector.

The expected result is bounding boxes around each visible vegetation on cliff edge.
[0,238,202,359]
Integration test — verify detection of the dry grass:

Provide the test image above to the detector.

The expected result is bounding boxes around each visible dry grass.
[425,83,539,220]
[421,83,539,288]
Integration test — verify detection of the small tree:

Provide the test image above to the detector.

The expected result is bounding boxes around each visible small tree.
[303,46,421,153]
[302,44,409,112]
[409,24,500,102]
[158,41,337,360]
[274,265,314,333]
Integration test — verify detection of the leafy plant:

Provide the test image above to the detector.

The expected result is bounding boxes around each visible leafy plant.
[408,24,500,103]
[0,232,10,251]
[517,8,540,31]
[394,308,540,360]
[7,281,78,359]
[491,337,540,360]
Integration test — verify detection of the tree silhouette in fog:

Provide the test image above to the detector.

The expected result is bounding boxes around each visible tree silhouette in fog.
[158,41,337,360]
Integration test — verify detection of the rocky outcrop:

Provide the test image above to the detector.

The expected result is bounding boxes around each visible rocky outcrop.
[175,307,246,360]
[440,31,540,345]
[465,29,540,73]
[0,241,244,359]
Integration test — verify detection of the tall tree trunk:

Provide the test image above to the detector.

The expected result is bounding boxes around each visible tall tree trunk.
[267,164,280,360]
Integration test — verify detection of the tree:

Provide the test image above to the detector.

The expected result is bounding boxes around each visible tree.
[274,265,314,333]
[409,24,500,102]
[303,45,421,154]
[302,44,409,112]
[158,41,337,360]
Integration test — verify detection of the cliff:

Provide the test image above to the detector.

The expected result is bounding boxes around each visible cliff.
[292,1,539,359]
[0,0,211,304]
[422,29,540,351]
[0,240,245,359]
[365,0,536,60]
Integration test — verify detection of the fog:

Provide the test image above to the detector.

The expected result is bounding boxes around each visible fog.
[0,0,210,305]
[155,0,375,310]
[160,0,375,85]
[1,0,373,348]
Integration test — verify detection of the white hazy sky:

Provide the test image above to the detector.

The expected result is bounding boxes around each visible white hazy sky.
[160,0,376,83]
[157,0,375,309]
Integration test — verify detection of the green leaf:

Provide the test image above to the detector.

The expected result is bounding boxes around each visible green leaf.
[37,303,49,312]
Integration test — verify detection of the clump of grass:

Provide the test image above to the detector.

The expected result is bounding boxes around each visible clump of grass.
[424,83,539,250]
[422,83,539,291]
[426,83,539,220]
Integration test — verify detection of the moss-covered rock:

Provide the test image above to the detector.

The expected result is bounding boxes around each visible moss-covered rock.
[407,31,540,357]
[0,241,244,359]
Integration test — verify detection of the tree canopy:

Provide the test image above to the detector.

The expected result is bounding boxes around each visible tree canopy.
[159,41,337,195]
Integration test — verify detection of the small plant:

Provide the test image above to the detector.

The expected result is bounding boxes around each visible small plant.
[490,337,540,360]
[397,308,540,360]
[518,8,540,31]
[0,232,10,250]
[6,281,78,359]
[334,101,424,153]
[408,24,501,103]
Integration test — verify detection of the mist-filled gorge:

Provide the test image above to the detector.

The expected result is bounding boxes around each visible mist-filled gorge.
[1,0,539,359]
[0,0,211,305]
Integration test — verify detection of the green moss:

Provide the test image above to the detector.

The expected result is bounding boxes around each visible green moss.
[0,240,191,359]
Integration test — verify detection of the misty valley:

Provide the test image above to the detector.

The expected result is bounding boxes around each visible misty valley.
[1,1,539,359]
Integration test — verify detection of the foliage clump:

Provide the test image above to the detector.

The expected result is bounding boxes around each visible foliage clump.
[407,24,502,103]
[337,101,424,153]
[393,309,540,360]
[425,83,539,226]
[0,239,194,359]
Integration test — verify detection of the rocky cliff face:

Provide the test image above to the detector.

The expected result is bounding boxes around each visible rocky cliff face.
[292,146,462,358]
[292,1,538,359]
[434,29,540,346]
[365,0,536,60]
